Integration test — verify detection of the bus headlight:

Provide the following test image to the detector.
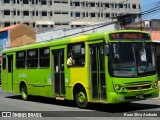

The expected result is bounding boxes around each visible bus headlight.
[114,84,127,93]
[152,81,158,88]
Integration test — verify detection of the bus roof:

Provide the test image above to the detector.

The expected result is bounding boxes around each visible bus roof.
[2,30,150,53]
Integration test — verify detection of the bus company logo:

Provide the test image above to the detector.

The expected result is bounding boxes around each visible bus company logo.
[137,87,142,90]
[2,112,11,117]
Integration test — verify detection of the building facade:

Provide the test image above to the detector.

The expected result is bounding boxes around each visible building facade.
[0,0,141,31]
[0,23,36,51]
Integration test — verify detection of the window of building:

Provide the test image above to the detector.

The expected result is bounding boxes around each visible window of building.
[25,22,29,25]
[13,0,16,4]
[67,43,85,67]
[27,49,38,68]
[110,3,114,8]
[54,0,60,3]
[23,11,29,16]
[119,3,123,8]
[101,13,103,18]
[36,11,38,16]
[17,10,20,15]
[86,1,88,7]
[32,11,35,16]
[42,11,47,16]
[97,2,100,7]
[61,0,68,4]
[14,10,16,15]
[128,3,130,9]
[3,0,10,3]
[86,12,88,17]
[33,23,35,27]
[75,12,80,17]
[62,22,69,25]
[55,22,61,25]
[90,2,95,7]
[36,0,38,4]
[62,11,68,14]
[39,48,50,67]
[75,1,80,6]
[115,3,118,8]
[98,12,100,17]
[50,11,53,16]
[81,1,85,7]
[17,0,19,4]
[4,22,10,27]
[105,3,109,7]
[4,10,10,15]
[139,4,141,9]
[42,25,48,28]
[83,12,85,17]
[32,0,35,4]
[132,4,136,9]
[71,12,73,17]
[91,13,96,17]
[16,51,26,69]
[105,13,110,18]
[50,0,52,5]
[41,0,47,5]
[101,2,103,7]
[23,0,29,4]
[54,11,61,14]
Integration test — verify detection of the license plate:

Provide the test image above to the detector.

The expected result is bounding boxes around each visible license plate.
[135,94,144,99]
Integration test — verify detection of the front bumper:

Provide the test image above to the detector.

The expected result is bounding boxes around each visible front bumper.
[107,88,159,103]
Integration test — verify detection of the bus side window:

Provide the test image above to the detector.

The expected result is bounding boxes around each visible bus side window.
[67,43,85,67]
[39,48,50,68]
[27,49,38,68]
[16,51,26,69]
[2,54,6,70]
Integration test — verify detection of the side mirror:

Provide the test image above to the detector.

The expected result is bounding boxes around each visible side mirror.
[104,44,109,55]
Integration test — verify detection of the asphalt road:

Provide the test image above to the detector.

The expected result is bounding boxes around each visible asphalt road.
[0,87,160,120]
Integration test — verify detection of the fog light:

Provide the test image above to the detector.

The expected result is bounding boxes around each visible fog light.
[115,84,121,90]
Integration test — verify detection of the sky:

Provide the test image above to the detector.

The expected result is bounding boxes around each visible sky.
[141,0,160,20]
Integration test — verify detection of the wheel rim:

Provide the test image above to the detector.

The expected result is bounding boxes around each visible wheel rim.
[78,92,86,104]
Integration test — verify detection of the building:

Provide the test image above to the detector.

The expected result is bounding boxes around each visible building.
[0,23,36,52]
[0,0,141,31]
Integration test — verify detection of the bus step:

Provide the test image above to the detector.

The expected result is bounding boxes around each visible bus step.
[55,96,65,100]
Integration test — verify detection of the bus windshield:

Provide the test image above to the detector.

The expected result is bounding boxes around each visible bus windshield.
[109,42,156,77]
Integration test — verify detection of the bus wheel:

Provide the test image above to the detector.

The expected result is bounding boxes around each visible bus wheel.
[20,85,28,100]
[75,89,88,109]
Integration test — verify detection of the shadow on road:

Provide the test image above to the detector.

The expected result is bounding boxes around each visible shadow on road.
[6,95,160,113]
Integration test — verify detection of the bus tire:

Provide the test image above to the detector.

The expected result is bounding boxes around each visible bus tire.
[20,84,29,101]
[75,89,88,109]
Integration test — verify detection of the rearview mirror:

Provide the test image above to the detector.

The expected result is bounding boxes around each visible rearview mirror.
[104,44,109,55]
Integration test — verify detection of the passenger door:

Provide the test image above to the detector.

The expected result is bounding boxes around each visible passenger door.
[90,44,106,101]
[52,49,65,97]
[7,55,13,92]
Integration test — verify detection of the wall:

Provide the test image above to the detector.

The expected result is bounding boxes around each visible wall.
[10,25,36,47]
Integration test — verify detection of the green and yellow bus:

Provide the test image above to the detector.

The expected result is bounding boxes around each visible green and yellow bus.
[1,30,159,108]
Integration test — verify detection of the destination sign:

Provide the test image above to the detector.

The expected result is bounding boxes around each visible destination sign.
[109,32,150,40]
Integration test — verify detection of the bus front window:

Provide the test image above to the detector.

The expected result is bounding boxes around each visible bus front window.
[109,43,156,77]
[134,43,156,75]
[110,43,137,77]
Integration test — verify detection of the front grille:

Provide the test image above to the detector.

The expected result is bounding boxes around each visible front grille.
[124,81,152,91]
[126,85,151,91]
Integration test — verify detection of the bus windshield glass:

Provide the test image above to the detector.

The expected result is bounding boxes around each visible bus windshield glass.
[109,42,156,77]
